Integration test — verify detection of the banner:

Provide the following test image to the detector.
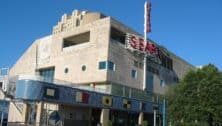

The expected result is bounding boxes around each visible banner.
[102,96,113,106]
[145,2,151,33]
[123,99,131,109]
[76,91,89,103]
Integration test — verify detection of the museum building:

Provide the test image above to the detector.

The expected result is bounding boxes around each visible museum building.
[1,10,193,126]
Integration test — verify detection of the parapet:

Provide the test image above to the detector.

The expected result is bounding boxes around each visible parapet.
[52,9,106,34]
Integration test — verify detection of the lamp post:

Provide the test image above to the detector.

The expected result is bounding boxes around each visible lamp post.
[0,112,3,126]
[162,98,166,126]
[153,104,158,126]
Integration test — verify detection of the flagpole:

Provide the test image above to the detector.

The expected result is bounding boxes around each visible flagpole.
[143,1,147,91]
[143,1,157,126]
[138,1,148,126]
[138,2,148,125]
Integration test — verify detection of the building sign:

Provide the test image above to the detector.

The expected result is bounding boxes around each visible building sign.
[125,33,158,55]
[125,33,173,69]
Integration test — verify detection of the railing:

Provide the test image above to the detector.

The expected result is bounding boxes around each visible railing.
[7,122,40,126]
[0,88,5,99]
[13,102,23,114]
[7,122,64,126]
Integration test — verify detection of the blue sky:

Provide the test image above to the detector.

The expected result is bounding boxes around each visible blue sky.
[0,0,221,70]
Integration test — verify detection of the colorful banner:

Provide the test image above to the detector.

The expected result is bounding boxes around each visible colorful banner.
[76,91,89,103]
[123,99,131,109]
[140,102,146,111]
[102,96,112,106]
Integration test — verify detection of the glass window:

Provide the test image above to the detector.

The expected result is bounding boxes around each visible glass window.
[82,65,86,71]
[39,67,55,82]
[160,80,165,87]
[108,61,115,71]
[146,73,153,92]
[131,69,137,79]
[0,82,2,88]
[64,68,69,74]
[110,27,126,44]
[99,61,106,70]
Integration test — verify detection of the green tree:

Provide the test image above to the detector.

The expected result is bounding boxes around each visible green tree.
[166,64,222,126]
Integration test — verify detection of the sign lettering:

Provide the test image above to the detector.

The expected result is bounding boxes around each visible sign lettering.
[126,33,158,55]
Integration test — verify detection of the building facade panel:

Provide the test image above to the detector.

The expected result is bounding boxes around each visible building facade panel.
[15,79,160,113]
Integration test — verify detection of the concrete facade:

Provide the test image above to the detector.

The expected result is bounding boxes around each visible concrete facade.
[10,13,110,86]
[9,10,193,95]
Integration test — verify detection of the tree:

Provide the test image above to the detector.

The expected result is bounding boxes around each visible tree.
[166,64,222,126]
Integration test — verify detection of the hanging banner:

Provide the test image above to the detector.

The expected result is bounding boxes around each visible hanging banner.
[125,33,158,55]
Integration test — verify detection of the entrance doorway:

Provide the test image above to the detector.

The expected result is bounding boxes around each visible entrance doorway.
[91,108,101,126]
[110,110,139,126]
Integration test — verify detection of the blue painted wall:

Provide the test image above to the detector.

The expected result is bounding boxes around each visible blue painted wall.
[16,79,162,114]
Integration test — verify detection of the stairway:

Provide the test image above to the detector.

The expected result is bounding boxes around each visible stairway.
[0,84,23,124]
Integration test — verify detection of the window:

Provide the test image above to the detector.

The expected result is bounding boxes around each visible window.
[110,27,126,44]
[39,67,55,82]
[63,31,90,48]
[160,80,164,87]
[99,61,106,70]
[98,61,115,71]
[76,19,80,26]
[108,61,115,71]
[64,68,69,74]
[141,102,146,111]
[146,74,153,92]
[131,69,137,79]
[0,82,2,88]
[69,113,73,119]
[81,65,86,71]
[158,51,173,70]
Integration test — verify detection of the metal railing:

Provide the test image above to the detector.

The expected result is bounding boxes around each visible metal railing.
[7,122,40,126]
[7,121,65,126]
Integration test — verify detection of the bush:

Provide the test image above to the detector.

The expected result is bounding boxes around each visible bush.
[142,121,148,126]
